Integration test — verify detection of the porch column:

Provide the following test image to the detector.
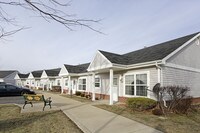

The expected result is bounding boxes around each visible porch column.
[42,80,45,91]
[49,81,52,91]
[68,76,71,95]
[109,69,114,105]
[47,80,50,91]
[92,73,95,101]
[61,77,64,94]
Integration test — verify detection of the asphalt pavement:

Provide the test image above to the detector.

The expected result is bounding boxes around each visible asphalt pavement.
[0,96,24,104]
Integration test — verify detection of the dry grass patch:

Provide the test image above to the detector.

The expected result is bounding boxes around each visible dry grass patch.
[94,104,200,133]
[0,104,82,133]
[61,95,92,103]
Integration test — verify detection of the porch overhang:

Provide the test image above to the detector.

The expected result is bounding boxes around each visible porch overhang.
[88,60,163,73]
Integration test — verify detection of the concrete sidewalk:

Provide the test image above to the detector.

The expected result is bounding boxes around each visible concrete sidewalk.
[20,91,162,133]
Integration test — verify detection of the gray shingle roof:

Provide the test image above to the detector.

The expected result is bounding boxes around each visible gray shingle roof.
[0,71,17,78]
[64,63,90,73]
[45,68,61,76]
[100,32,199,65]
[32,70,43,78]
[18,73,29,79]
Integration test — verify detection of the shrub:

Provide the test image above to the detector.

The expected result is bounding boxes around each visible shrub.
[126,97,156,111]
[80,93,85,97]
[85,94,91,99]
[152,109,163,116]
[174,97,193,114]
[75,91,81,96]
[51,86,61,92]
[152,85,191,114]
[95,97,99,100]
[38,87,43,90]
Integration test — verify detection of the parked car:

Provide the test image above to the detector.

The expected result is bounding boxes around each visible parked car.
[0,84,35,96]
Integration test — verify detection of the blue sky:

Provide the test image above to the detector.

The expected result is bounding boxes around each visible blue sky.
[1,0,200,73]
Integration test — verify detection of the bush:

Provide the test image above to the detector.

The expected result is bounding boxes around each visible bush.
[152,85,191,114]
[80,93,85,97]
[75,91,81,96]
[95,97,99,100]
[174,97,193,114]
[85,94,91,99]
[51,86,61,92]
[126,97,156,111]
[38,87,43,90]
[152,109,163,116]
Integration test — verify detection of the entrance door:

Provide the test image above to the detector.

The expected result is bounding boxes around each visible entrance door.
[113,76,119,102]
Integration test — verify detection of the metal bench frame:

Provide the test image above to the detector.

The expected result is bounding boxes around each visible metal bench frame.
[23,94,52,111]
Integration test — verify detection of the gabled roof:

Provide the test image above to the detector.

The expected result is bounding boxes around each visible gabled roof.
[31,70,43,78]
[18,73,29,79]
[0,70,17,78]
[100,32,199,65]
[64,63,90,73]
[45,68,61,76]
[99,50,129,64]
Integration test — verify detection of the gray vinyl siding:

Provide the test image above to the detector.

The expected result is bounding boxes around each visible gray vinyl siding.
[167,38,200,69]
[162,66,200,98]
[4,72,18,85]
[87,74,110,95]
[87,67,159,99]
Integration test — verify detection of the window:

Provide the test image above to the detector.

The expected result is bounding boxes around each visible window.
[32,81,34,85]
[113,77,118,86]
[95,77,100,87]
[136,74,147,96]
[125,75,134,95]
[65,79,68,86]
[40,83,43,87]
[78,78,86,90]
[57,80,60,86]
[125,73,148,96]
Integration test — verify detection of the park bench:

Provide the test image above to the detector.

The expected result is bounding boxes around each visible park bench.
[23,94,52,111]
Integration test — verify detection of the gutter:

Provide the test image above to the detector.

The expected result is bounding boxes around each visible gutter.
[112,60,163,70]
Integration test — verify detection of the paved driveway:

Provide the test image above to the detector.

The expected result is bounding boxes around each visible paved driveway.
[0,96,24,104]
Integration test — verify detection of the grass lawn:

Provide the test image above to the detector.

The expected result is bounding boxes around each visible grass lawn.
[0,104,82,133]
[61,94,92,103]
[94,104,200,133]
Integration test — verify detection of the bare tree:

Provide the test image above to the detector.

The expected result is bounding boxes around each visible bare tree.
[152,84,192,114]
[0,0,101,39]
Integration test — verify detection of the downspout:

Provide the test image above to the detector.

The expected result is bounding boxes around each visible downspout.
[155,62,167,107]
[155,62,162,84]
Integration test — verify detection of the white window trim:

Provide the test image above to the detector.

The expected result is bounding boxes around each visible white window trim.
[123,71,150,98]
[78,77,87,91]
[113,76,119,87]
[64,78,68,87]
[57,79,61,86]
[95,76,101,88]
